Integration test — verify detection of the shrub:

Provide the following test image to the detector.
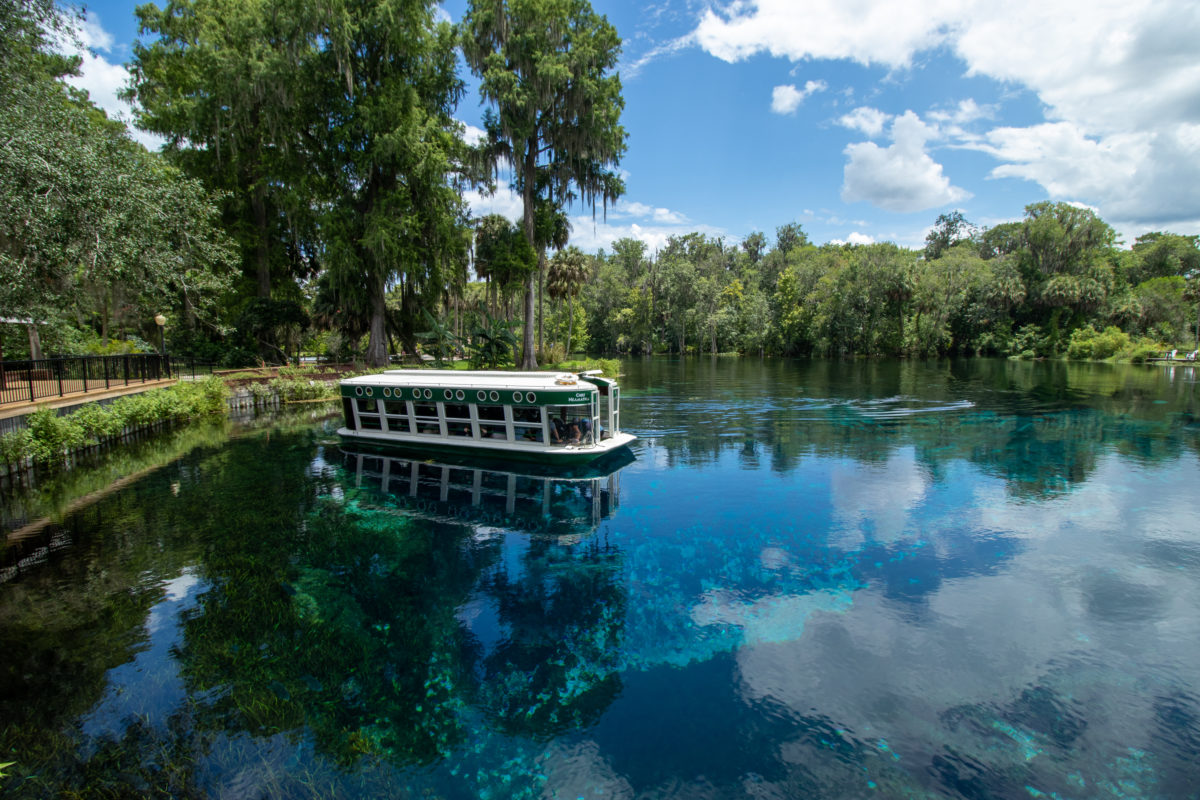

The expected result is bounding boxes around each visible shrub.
[24,408,86,462]
[1126,342,1162,364]
[268,377,336,402]
[1067,325,1131,360]
[9,376,230,466]
[0,429,32,466]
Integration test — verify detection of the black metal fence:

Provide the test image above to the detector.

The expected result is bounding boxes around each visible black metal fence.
[168,356,219,380]
[0,354,171,406]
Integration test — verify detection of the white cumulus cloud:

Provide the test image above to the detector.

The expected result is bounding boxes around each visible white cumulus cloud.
[842,111,971,213]
[685,0,1200,226]
[837,106,891,138]
[830,232,877,246]
[55,13,164,151]
[770,80,827,115]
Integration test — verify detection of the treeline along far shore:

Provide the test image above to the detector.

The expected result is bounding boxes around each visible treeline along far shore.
[2,0,1197,368]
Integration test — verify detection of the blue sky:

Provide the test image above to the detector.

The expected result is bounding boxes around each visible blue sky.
[68,0,1200,253]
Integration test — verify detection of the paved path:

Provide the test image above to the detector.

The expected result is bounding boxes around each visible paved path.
[0,378,177,421]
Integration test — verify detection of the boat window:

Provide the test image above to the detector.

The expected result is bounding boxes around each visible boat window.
[412,401,441,436]
[355,398,378,413]
[359,415,383,430]
[478,422,508,440]
[382,400,407,416]
[447,421,473,438]
[444,403,470,420]
[547,405,594,446]
[476,404,505,421]
[512,405,540,423]
[514,424,544,443]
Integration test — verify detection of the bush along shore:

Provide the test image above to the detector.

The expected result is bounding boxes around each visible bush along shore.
[0,377,230,475]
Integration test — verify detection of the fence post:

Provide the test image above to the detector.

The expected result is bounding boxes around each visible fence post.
[124,354,130,386]
[56,358,63,397]
[27,363,34,403]
[103,355,110,389]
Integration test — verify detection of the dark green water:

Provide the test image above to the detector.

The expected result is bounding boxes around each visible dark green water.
[2,358,1199,798]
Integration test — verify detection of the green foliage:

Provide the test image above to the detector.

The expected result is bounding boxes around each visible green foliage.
[548,358,621,376]
[462,0,627,368]
[0,377,229,466]
[0,0,236,336]
[267,377,338,403]
[1067,326,1131,360]
[416,309,461,366]
[464,313,519,369]
[1126,341,1163,364]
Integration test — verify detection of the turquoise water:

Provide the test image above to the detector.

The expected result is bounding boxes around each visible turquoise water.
[2,357,1200,798]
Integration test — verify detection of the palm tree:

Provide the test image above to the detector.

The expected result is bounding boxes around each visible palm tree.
[547,247,590,356]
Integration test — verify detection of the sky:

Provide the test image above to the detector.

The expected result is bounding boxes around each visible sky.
[65,0,1200,255]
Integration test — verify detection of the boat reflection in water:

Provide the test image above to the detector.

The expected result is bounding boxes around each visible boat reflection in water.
[340,447,634,540]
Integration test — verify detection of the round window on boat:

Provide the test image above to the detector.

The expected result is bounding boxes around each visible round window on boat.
[455,389,465,401]
[367,387,374,397]
[355,386,363,396]
[527,392,536,403]
[382,387,391,398]
[489,390,499,402]
[444,389,453,400]
[423,388,433,399]
[513,391,523,403]
[477,390,487,402]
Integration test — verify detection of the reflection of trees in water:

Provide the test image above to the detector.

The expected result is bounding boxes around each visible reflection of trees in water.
[626,357,1198,499]
[1,427,632,795]
[168,439,629,773]
[477,536,625,737]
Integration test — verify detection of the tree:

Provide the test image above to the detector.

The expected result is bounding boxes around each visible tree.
[129,0,313,302]
[1,0,235,344]
[308,0,469,366]
[741,231,766,264]
[924,210,978,261]
[546,246,591,355]
[461,0,626,369]
[775,222,808,255]
[474,214,536,319]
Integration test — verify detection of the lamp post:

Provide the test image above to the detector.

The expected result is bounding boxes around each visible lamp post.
[154,313,167,354]
[154,313,168,379]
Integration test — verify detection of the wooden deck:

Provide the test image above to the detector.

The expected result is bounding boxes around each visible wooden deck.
[0,377,177,421]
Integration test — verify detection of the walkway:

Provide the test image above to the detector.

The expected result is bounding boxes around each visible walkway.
[0,378,177,421]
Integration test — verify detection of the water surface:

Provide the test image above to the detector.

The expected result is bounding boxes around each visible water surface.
[2,358,1199,798]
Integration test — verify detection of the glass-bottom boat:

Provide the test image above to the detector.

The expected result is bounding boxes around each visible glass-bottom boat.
[338,369,636,464]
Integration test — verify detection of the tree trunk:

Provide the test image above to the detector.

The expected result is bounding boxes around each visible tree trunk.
[538,257,545,356]
[520,275,537,369]
[251,184,271,299]
[27,324,43,360]
[519,142,539,370]
[366,272,388,367]
[566,294,574,355]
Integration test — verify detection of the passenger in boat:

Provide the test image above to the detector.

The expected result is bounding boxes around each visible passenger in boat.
[577,416,591,443]
[552,410,578,444]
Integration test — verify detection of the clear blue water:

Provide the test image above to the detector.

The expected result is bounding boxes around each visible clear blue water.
[2,357,1200,798]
